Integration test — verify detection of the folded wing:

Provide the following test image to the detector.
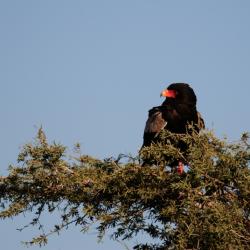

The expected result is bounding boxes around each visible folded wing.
[143,107,167,147]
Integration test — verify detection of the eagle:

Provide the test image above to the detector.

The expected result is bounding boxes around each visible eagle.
[141,83,205,173]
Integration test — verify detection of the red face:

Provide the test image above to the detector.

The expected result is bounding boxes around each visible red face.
[160,89,177,98]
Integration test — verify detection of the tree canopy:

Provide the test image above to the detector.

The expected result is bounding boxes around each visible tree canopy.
[0,128,249,249]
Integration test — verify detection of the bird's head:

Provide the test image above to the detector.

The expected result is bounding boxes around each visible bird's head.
[160,83,197,105]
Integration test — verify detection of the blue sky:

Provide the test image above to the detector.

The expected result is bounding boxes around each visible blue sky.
[0,1,250,249]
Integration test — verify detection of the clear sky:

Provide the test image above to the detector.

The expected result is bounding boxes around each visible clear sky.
[0,1,250,249]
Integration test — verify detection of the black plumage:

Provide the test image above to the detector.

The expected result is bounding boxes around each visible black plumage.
[141,83,204,171]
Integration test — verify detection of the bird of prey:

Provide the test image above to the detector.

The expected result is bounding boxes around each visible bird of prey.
[141,83,205,173]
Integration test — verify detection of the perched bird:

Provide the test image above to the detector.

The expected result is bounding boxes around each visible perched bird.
[141,83,205,173]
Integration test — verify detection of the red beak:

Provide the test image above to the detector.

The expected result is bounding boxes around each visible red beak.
[160,89,176,98]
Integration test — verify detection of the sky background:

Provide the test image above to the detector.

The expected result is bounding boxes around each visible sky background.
[0,0,250,249]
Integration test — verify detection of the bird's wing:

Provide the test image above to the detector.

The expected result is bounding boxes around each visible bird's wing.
[144,107,167,135]
[142,107,168,147]
[197,111,205,130]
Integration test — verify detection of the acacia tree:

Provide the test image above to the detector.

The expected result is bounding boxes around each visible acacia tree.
[0,128,249,249]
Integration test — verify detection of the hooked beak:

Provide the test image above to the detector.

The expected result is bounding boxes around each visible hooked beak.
[160,89,176,98]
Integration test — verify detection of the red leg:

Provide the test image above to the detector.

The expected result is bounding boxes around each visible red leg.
[177,161,184,175]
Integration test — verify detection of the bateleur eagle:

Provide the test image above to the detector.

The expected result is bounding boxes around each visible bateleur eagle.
[141,83,205,173]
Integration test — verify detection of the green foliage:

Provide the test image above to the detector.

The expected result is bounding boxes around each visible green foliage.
[0,128,249,249]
